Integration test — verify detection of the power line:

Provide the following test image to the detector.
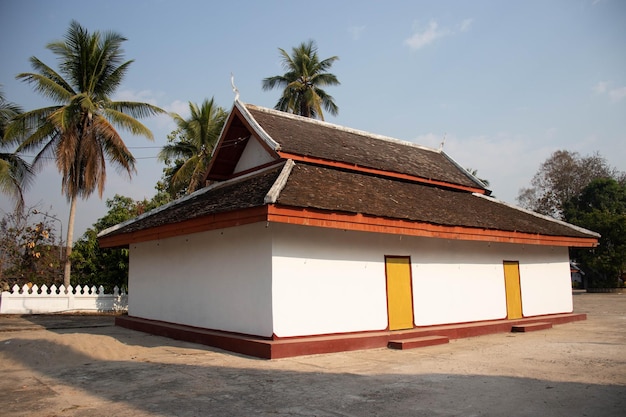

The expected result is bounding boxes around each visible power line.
[20,155,161,160]
[127,146,163,149]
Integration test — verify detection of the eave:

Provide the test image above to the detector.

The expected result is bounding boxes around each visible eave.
[98,206,268,249]
[99,204,598,249]
[267,205,598,248]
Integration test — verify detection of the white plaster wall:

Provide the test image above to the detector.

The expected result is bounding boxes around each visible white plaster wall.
[233,135,275,173]
[128,222,273,337]
[519,246,573,316]
[411,240,508,326]
[410,241,572,325]
[271,226,389,337]
[270,224,574,337]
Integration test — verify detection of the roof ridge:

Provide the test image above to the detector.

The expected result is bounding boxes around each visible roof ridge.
[243,103,441,154]
[235,100,280,151]
[440,151,490,193]
[264,159,295,204]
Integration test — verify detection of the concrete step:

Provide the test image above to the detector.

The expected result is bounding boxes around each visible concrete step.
[511,322,553,333]
[388,335,449,350]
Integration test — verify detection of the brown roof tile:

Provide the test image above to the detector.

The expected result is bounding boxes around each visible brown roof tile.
[101,164,283,238]
[99,102,597,245]
[245,104,482,189]
[277,163,594,239]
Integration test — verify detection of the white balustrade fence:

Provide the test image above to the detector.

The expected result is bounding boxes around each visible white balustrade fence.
[0,284,128,314]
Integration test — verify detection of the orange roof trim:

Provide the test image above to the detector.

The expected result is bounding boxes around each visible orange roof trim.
[99,204,598,249]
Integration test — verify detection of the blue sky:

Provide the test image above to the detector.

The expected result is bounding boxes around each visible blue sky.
[1,0,625,240]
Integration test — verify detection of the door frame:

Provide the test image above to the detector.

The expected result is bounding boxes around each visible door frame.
[385,255,415,331]
[503,260,523,319]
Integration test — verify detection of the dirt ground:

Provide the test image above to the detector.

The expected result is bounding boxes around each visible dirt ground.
[0,291,624,417]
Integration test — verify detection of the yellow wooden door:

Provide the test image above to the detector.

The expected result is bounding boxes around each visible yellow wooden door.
[503,261,523,319]
[385,256,414,330]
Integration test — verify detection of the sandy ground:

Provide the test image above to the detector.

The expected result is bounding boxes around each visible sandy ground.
[0,291,624,417]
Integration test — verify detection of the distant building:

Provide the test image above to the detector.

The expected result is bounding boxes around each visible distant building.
[570,262,585,289]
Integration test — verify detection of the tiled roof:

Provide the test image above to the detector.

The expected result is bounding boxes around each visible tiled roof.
[99,102,597,245]
[245,104,483,190]
[277,163,594,239]
[101,164,283,238]
[101,160,595,241]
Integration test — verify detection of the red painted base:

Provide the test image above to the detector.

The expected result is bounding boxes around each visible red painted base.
[511,322,553,332]
[388,335,449,350]
[115,313,586,359]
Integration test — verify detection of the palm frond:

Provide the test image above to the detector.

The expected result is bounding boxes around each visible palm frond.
[16,69,74,104]
[0,152,33,211]
[103,108,154,139]
[263,40,339,119]
[108,101,165,119]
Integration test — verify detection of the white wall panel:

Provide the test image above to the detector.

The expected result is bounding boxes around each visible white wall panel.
[233,135,275,173]
[270,224,574,335]
[127,221,574,338]
[519,246,573,316]
[128,223,273,337]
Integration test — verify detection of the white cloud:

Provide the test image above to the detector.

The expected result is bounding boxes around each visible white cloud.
[459,18,474,32]
[593,81,608,94]
[166,99,190,116]
[404,20,449,50]
[608,86,626,102]
[410,131,555,203]
[413,133,443,149]
[593,81,626,102]
[404,18,473,50]
[348,25,366,40]
[114,89,161,105]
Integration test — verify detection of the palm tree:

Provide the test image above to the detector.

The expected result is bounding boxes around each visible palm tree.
[0,88,32,212]
[262,40,340,120]
[466,168,490,187]
[5,21,164,288]
[158,98,227,197]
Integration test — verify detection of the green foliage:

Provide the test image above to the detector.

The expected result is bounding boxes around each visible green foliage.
[564,178,626,288]
[517,150,622,219]
[9,21,164,201]
[262,40,340,120]
[0,88,32,212]
[158,99,227,198]
[0,208,63,290]
[7,21,165,287]
[71,193,170,292]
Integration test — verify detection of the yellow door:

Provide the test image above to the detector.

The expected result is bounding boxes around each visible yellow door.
[503,261,523,319]
[385,256,414,330]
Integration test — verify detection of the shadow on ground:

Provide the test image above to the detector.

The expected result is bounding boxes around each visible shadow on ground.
[1,332,624,417]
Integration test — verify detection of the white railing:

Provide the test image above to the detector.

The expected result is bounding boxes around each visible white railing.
[0,284,128,314]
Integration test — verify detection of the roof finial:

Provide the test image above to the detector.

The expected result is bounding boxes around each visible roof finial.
[230,73,240,101]
[439,133,446,151]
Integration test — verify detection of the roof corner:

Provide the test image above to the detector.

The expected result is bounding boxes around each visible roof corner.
[235,101,281,151]
[264,159,295,204]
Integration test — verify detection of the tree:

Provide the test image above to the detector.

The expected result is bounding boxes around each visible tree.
[564,178,626,288]
[158,98,227,197]
[262,40,340,120]
[517,150,622,219]
[71,193,168,292]
[5,21,164,289]
[0,206,63,290]
[0,89,32,212]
